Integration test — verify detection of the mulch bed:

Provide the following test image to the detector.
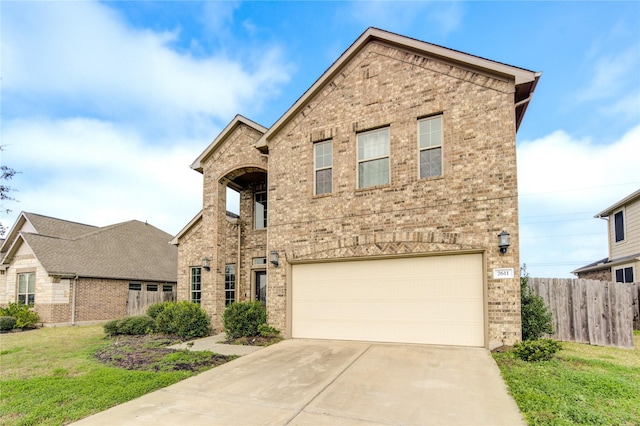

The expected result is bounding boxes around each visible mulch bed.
[94,335,231,372]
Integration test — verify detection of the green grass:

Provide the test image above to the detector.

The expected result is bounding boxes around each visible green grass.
[493,331,640,425]
[0,326,214,425]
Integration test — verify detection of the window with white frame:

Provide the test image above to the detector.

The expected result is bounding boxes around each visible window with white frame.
[191,267,202,304]
[18,272,35,305]
[614,210,625,243]
[357,127,390,188]
[418,115,443,179]
[614,266,634,283]
[314,140,332,195]
[225,264,236,306]
[255,192,267,229]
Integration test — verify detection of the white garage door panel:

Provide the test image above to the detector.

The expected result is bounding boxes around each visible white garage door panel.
[292,254,484,347]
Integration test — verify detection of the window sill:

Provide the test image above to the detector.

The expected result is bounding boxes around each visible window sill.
[355,183,391,193]
[312,192,333,199]
[419,174,444,182]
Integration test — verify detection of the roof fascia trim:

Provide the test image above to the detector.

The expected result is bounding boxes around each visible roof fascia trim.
[191,115,267,173]
[595,189,640,218]
[171,211,203,245]
[0,212,29,253]
[256,27,539,149]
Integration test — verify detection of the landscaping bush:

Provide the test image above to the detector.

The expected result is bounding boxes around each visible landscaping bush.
[0,302,40,329]
[257,323,280,338]
[119,316,156,335]
[103,316,156,336]
[155,301,211,339]
[146,302,166,319]
[223,301,267,338]
[513,338,562,362]
[0,316,17,332]
[103,319,119,336]
[521,268,554,340]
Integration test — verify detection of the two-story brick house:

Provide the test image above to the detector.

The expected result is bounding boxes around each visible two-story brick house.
[573,189,640,283]
[173,28,540,348]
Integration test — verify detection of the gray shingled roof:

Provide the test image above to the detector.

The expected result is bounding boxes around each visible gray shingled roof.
[7,218,177,282]
[24,212,98,239]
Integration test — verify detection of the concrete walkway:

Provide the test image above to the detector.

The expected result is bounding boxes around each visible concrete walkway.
[168,333,263,356]
[73,339,524,425]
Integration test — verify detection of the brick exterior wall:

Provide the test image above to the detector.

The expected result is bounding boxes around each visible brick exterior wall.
[576,268,612,282]
[178,38,524,347]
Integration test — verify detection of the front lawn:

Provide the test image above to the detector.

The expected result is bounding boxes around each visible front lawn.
[0,325,234,425]
[493,331,640,425]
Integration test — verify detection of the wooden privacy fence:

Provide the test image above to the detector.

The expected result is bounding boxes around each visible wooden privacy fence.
[126,290,176,317]
[529,278,637,349]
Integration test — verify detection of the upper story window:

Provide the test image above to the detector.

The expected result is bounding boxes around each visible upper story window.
[191,267,202,304]
[357,127,390,189]
[18,272,35,305]
[614,210,625,243]
[314,140,333,195]
[418,115,443,179]
[255,192,267,229]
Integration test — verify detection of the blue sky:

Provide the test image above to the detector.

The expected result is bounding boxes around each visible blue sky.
[1,1,639,278]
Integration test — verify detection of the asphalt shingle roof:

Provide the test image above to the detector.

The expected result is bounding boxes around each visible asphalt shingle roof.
[6,215,177,282]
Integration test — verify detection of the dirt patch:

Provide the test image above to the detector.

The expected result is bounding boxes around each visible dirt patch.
[94,335,234,372]
[491,345,514,354]
[222,335,283,346]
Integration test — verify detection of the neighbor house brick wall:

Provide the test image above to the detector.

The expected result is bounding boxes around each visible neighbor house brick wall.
[264,41,521,345]
[73,278,129,322]
[576,268,612,282]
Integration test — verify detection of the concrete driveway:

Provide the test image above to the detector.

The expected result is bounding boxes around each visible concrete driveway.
[73,339,524,425]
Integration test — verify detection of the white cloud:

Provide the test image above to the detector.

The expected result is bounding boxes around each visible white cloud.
[2,1,290,134]
[578,46,639,103]
[517,125,640,277]
[1,117,204,236]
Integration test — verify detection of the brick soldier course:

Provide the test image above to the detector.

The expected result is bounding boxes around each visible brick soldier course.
[174,28,540,348]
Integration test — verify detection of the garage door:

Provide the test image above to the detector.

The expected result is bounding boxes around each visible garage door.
[292,254,484,347]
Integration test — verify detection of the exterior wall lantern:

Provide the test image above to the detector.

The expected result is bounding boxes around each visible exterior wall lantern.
[270,251,279,267]
[202,257,211,271]
[498,231,510,254]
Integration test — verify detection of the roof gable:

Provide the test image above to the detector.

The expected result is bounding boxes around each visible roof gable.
[191,115,267,173]
[1,212,97,254]
[2,217,177,282]
[256,27,540,150]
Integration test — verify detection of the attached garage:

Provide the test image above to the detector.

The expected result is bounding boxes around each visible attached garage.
[291,253,485,347]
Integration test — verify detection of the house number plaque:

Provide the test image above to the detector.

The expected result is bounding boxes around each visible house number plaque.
[493,268,515,279]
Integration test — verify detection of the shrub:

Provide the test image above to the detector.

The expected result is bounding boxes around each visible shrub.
[103,316,156,336]
[103,319,120,336]
[257,323,280,338]
[0,302,40,329]
[513,338,562,362]
[0,316,17,331]
[146,302,166,319]
[222,301,267,339]
[521,268,554,340]
[119,316,156,335]
[155,301,211,339]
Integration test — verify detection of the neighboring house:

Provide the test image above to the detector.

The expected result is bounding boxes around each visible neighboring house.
[0,212,177,325]
[573,189,640,283]
[172,28,540,349]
